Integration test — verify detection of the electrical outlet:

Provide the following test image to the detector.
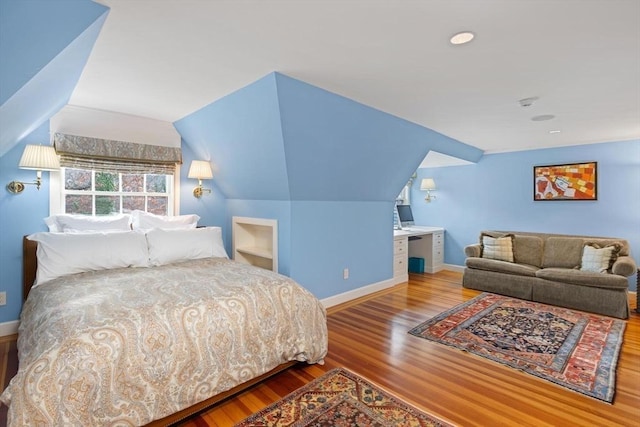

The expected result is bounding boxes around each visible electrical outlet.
[0,292,6,306]
[343,268,349,280]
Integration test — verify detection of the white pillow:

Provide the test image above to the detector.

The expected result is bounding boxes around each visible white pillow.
[481,234,515,262]
[131,210,199,230]
[146,227,228,266]
[580,243,620,273]
[28,231,149,287]
[44,214,131,233]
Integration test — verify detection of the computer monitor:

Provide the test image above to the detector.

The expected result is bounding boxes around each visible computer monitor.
[396,204,414,228]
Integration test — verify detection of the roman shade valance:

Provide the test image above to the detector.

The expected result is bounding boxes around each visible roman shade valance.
[54,133,182,174]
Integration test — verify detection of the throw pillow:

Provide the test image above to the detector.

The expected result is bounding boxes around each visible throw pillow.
[480,233,515,262]
[580,242,621,273]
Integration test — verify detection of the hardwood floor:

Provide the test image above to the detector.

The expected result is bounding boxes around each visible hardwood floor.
[1,271,639,426]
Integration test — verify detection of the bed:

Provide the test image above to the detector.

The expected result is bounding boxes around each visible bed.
[0,221,328,426]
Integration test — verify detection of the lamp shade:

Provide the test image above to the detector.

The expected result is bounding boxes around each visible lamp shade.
[420,178,436,191]
[188,160,213,179]
[19,145,60,171]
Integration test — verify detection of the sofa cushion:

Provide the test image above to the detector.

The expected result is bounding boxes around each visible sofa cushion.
[580,242,621,273]
[612,256,637,277]
[513,235,544,267]
[464,244,482,258]
[542,237,584,268]
[466,257,539,277]
[584,238,630,256]
[535,268,629,289]
[481,233,514,262]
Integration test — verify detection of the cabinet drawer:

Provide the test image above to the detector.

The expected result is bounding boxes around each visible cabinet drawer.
[433,232,444,247]
[394,237,408,255]
[393,254,407,275]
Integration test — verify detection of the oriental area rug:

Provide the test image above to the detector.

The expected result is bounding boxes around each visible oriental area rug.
[235,368,451,426]
[408,293,625,403]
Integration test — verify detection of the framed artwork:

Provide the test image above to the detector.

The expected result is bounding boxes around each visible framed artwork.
[533,162,597,201]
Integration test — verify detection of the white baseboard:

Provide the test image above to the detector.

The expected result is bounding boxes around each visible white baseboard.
[0,320,19,337]
[321,277,397,309]
[444,263,465,273]
[321,265,467,309]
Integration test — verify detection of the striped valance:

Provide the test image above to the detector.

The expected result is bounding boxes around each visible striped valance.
[54,133,182,175]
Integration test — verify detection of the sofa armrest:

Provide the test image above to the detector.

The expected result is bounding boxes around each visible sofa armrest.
[612,255,637,277]
[465,244,481,258]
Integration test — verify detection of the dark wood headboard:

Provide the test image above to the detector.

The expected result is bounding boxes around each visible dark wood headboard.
[23,236,37,301]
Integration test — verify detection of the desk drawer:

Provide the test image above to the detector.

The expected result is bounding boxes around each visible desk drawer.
[393,254,407,275]
[433,232,444,247]
[433,250,444,264]
[394,237,408,255]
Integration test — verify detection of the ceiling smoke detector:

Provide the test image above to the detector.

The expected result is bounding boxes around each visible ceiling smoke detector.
[531,114,556,121]
[518,97,539,107]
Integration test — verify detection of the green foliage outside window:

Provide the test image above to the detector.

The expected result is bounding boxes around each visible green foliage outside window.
[63,168,170,215]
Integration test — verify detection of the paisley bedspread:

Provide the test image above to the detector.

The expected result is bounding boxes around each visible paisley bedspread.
[0,258,328,426]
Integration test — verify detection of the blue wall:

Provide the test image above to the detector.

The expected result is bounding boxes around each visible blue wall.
[175,73,290,201]
[289,201,393,298]
[275,73,483,201]
[0,0,109,157]
[0,123,52,322]
[175,72,481,300]
[411,139,640,290]
[0,0,107,104]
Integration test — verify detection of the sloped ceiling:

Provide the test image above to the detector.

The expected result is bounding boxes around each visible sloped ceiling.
[175,72,482,202]
[0,0,109,157]
[70,0,640,153]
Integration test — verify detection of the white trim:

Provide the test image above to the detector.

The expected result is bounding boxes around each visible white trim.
[49,169,62,215]
[321,277,396,309]
[174,163,181,215]
[51,168,176,216]
[321,265,466,309]
[0,320,19,337]
[444,263,465,273]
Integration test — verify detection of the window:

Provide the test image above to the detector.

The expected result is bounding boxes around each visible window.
[49,132,182,216]
[61,168,174,215]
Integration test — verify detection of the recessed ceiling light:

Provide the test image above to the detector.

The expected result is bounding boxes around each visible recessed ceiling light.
[531,114,555,121]
[549,130,561,134]
[450,31,475,45]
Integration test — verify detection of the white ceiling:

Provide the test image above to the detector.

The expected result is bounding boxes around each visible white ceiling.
[72,0,640,155]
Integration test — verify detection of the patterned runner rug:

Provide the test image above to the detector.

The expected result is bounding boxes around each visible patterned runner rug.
[235,367,451,426]
[409,293,625,402]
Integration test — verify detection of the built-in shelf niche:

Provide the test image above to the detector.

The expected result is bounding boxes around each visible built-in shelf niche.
[232,216,278,272]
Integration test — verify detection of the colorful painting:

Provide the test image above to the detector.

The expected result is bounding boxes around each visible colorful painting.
[534,162,597,201]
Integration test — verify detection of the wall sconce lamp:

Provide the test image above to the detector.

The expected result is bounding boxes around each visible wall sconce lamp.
[420,178,437,202]
[7,145,60,194]
[187,160,213,198]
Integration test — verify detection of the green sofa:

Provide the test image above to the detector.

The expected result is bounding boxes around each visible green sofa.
[463,230,637,319]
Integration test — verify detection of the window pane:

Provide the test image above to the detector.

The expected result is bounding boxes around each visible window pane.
[148,196,168,215]
[61,168,173,216]
[65,195,93,214]
[65,169,91,191]
[122,174,144,192]
[146,174,167,193]
[123,196,145,213]
[95,172,119,192]
[95,196,120,215]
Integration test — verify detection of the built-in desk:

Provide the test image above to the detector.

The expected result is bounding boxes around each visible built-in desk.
[392,226,445,284]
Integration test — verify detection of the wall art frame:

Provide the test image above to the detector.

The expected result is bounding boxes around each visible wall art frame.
[533,161,597,201]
